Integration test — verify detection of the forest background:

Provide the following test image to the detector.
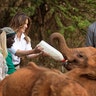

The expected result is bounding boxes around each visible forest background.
[0,0,96,72]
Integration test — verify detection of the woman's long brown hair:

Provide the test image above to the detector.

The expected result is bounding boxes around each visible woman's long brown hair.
[10,12,32,43]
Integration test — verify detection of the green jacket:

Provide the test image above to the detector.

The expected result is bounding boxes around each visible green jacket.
[6,51,16,74]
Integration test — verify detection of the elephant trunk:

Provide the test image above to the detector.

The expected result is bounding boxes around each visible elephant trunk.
[49,32,73,59]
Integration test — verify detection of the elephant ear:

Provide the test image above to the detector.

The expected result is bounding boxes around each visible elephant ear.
[80,70,96,80]
[80,55,96,80]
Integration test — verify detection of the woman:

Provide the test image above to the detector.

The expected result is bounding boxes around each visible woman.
[9,12,43,69]
[0,30,8,80]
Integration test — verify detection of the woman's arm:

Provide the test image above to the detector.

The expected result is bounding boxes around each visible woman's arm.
[15,46,43,57]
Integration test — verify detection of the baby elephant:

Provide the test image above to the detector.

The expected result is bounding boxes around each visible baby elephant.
[0,62,88,96]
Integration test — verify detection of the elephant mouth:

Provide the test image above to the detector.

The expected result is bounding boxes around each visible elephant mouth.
[62,59,78,71]
[62,60,72,70]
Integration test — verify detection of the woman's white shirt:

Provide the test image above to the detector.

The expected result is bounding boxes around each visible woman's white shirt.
[8,33,32,65]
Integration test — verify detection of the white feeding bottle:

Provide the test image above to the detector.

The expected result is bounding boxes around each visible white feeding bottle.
[37,40,65,62]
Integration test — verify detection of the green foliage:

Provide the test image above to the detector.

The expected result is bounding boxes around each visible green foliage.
[65,26,76,32]
[57,5,67,12]
[86,0,96,3]
[50,8,55,14]
[55,14,63,28]
[2,0,96,47]
[22,7,36,16]
[78,20,90,29]
[31,0,43,6]
[10,6,36,16]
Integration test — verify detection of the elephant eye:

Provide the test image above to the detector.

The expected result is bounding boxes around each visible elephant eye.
[77,54,83,58]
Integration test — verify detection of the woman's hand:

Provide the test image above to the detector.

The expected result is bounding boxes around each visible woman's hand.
[27,52,43,58]
[34,46,44,53]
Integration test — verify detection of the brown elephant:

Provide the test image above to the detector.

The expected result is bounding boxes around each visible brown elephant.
[49,32,96,70]
[0,62,88,96]
[0,33,96,96]
[49,33,96,96]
